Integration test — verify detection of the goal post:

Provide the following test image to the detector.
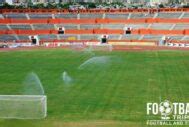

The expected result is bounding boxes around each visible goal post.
[0,95,47,119]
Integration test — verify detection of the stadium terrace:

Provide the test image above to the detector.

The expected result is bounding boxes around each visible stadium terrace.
[0,8,189,49]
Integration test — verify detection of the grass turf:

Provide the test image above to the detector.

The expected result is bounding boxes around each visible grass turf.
[0,49,189,127]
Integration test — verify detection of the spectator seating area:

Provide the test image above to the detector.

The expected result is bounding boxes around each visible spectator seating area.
[4,13,27,19]
[55,14,77,19]
[0,9,189,43]
[142,35,163,40]
[33,24,54,30]
[0,25,8,30]
[106,14,129,19]
[0,12,188,20]
[156,12,182,19]
[29,14,52,19]
[10,25,32,30]
[0,35,16,41]
[173,24,189,30]
[56,24,78,29]
[150,23,173,30]
[182,13,189,18]
[80,24,101,29]
[80,14,103,19]
[130,13,154,19]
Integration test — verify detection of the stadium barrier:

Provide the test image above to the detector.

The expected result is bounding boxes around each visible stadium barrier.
[109,42,156,46]
[1,39,189,48]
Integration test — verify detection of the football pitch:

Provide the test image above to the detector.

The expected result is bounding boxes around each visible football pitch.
[0,49,189,127]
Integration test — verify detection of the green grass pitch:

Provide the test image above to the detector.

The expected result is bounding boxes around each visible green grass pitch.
[0,49,189,127]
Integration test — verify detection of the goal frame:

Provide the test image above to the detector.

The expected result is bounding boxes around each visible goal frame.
[0,95,47,119]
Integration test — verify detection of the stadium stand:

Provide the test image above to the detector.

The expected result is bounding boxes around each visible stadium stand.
[0,35,16,41]
[156,12,182,18]
[80,35,99,40]
[4,13,27,19]
[121,35,141,40]
[80,35,121,40]
[125,24,148,29]
[17,35,29,40]
[182,36,189,40]
[80,24,101,29]
[29,14,52,19]
[0,14,4,19]
[169,35,183,40]
[38,35,57,40]
[142,35,163,40]
[33,24,54,30]
[0,25,9,30]
[0,8,189,44]
[105,14,129,19]
[130,13,154,19]
[58,34,78,40]
[10,25,32,30]
[54,14,77,19]
[108,35,120,40]
[56,24,78,29]
[150,23,173,30]
[80,14,103,19]
[173,24,189,30]
[182,13,189,18]
[103,24,125,29]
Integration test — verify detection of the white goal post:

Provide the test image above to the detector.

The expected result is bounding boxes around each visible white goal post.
[0,95,47,119]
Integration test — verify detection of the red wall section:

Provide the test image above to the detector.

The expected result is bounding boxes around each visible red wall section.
[131,29,139,34]
[93,29,107,34]
[96,19,108,24]
[157,18,189,23]
[152,29,184,35]
[146,18,158,23]
[0,19,10,24]
[17,30,51,35]
[106,29,123,34]
[79,19,96,24]
[184,29,189,35]
[138,29,150,34]
[12,19,48,24]
[137,29,186,35]
[65,29,93,34]
[93,29,123,34]
[0,18,189,24]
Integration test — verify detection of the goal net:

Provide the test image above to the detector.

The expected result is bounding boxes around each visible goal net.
[87,43,113,52]
[0,95,47,119]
